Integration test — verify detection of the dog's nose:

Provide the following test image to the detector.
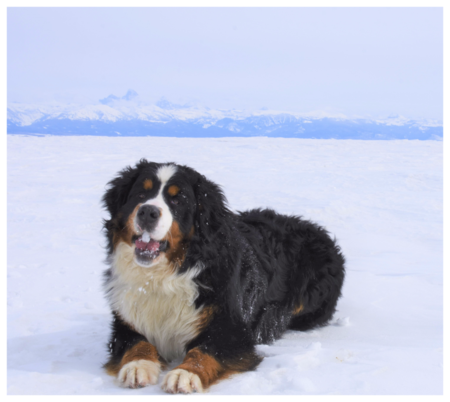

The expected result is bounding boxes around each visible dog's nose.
[137,205,160,227]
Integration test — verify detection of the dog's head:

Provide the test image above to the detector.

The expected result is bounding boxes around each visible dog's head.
[103,160,228,268]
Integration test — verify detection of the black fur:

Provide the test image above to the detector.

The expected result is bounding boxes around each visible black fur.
[102,160,345,386]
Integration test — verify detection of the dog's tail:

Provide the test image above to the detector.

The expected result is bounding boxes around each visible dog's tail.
[288,239,345,332]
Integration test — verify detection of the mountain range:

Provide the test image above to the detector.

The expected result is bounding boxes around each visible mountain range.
[7,91,443,140]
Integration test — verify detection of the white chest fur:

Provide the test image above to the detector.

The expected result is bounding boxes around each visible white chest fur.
[105,242,203,361]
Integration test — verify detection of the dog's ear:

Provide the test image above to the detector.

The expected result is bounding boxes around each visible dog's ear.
[189,170,229,241]
[102,161,145,218]
[178,167,233,276]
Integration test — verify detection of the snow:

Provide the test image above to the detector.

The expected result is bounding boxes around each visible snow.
[7,135,443,395]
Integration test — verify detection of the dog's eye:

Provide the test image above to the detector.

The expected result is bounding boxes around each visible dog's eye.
[170,197,179,205]
[138,193,145,199]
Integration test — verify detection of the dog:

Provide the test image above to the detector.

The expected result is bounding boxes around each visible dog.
[102,160,345,393]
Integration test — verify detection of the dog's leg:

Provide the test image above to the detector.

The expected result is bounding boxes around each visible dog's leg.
[103,313,164,388]
[162,346,261,393]
[162,314,262,393]
[114,341,162,388]
[161,347,217,393]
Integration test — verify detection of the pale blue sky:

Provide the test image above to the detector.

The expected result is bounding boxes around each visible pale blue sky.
[7,7,443,120]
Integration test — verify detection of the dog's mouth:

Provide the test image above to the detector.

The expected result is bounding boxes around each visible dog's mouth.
[133,232,169,266]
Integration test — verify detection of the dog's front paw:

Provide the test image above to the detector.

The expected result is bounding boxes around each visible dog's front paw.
[118,359,160,388]
[162,368,203,393]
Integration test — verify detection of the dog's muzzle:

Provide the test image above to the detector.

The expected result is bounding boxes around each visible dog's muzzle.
[136,204,161,233]
[133,205,169,267]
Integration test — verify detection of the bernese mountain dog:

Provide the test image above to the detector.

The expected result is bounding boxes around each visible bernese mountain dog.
[102,160,345,393]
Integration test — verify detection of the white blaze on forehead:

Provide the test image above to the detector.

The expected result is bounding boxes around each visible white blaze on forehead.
[157,164,177,183]
[135,164,177,241]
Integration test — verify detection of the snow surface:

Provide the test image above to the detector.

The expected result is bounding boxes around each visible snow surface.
[7,135,443,395]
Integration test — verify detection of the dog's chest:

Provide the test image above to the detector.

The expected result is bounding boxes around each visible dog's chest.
[118,282,200,361]
[107,250,202,361]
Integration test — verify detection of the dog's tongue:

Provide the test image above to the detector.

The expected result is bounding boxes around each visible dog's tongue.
[135,238,160,252]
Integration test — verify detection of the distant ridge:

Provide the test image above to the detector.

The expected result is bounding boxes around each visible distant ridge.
[7,92,443,140]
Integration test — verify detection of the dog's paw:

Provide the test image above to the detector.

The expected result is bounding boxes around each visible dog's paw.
[118,359,160,388]
[162,368,203,393]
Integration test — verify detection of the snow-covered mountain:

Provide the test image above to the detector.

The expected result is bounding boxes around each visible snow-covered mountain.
[7,91,443,140]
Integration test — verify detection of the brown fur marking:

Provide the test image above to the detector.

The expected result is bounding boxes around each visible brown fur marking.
[104,341,162,376]
[112,204,141,249]
[167,185,180,196]
[177,348,224,388]
[104,360,122,376]
[195,305,217,334]
[143,179,153,190]
[293,303,304,315]
[175,347,260,389]
[121,341,160,366]
[163,222,194,267]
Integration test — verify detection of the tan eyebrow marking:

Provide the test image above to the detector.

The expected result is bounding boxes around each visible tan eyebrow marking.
[167,185,180,196]
[143,179,153,190]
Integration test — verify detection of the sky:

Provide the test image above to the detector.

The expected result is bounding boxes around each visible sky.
[7,7,443,120]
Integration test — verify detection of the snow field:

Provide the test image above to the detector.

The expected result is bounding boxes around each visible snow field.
[7,135,443,394]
